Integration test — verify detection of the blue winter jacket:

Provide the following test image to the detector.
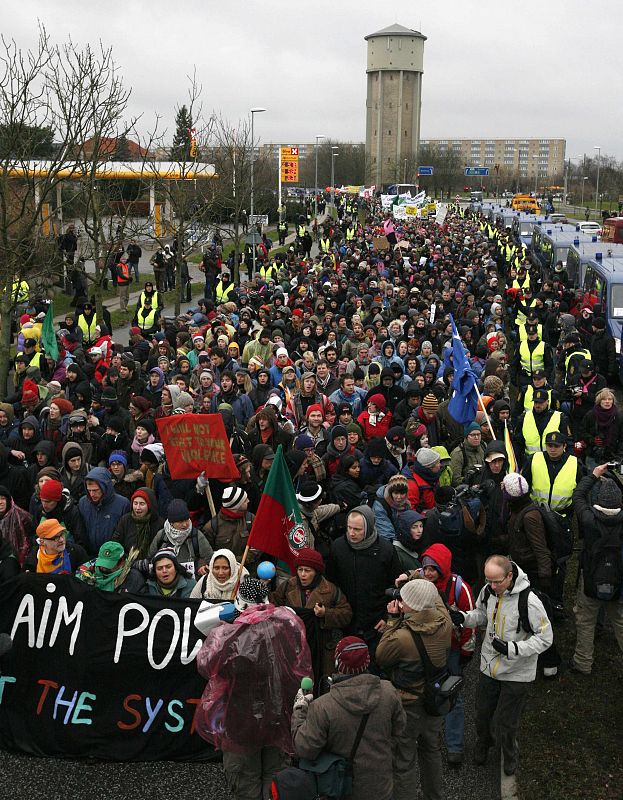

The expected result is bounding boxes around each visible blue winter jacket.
[78,466,130,556]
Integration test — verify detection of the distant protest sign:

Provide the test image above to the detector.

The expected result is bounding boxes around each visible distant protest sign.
[0,575,215,761]
[156,413,239,481]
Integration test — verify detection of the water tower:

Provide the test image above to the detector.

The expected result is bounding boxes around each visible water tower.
[365,23,426,189]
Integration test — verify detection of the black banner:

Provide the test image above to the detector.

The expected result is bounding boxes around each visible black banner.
[0,575,216,761]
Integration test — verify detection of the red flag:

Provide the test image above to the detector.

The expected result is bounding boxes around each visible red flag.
[247,445,307,570]
[155,413,239,481]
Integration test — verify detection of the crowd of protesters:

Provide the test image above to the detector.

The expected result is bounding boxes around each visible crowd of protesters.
[1,191,622,800]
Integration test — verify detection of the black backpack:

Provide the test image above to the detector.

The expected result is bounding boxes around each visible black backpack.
[582,520,623,601]
[482,584,553,634]
[518,503,573,562]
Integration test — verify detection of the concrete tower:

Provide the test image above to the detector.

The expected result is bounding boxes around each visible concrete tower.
[365,23,426,189]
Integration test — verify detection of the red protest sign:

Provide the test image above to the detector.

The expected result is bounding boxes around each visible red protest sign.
[155,413,239,481]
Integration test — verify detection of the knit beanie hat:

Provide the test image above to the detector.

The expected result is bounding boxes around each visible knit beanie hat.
[400,578,438,611]
[50,398,74,416]
[36,518,65,540]
[295,547,325,574]
[306,403,324,419]
[108,450,128,467]
[416,448,441,468]
[367,393,387,412]
[366,437,388,458]
[334,636,370,675]
[39,479,63,502]
[421,393,439,413]
[331,424,348,444]
[21,379,39,404]
[131,488,153,511]
[167,499,190,522]
[346,421,363,436]
[464,421,481,436]
[221,486,248,511]
[295,434,314,451]
[386,474,409,495]
[502,472,529,498]
[37,467,62,483]
[296,479,323,504]
[421,554,443,574]
[129,395,152,413]
[483,375,504,396]
[151,547,182,570]
[176,391,194,408]
[594,478,622,514]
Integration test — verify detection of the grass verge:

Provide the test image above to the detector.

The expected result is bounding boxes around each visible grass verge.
[517,552,623,800]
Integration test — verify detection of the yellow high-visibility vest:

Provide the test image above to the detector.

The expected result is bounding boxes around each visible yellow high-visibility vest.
[137,308,157,330]
[522,410,561,455]
[530,451,577,511]
[519,340,546,375]
[77,313,98,344]
[216,281,235,304]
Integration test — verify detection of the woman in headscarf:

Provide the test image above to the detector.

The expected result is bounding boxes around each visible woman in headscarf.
[190,548,248,602]
[0,484,34,566]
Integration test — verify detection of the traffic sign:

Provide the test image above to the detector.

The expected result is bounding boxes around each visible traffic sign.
[249,214,268,226]
[418,166,434,176]
[280,146,299,183]
[464,167,489,176]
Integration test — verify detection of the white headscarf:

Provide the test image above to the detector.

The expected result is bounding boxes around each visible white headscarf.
[198,548,248,601]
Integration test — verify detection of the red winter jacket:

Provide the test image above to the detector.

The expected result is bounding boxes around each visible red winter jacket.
[406,467,436,513]
[421,543,475,658]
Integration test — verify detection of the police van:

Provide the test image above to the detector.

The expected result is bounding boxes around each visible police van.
[580,254,623,380]
[531,224,597,280]
[512,214,548,248]
[566,241,623,287]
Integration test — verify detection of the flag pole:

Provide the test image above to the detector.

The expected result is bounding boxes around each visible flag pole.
[230,544,251,601]
[473,382,496,440]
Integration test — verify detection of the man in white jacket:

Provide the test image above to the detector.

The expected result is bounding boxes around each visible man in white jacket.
[450,554,553,776]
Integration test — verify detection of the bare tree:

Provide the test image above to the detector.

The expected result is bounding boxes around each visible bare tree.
[0,28,135,398]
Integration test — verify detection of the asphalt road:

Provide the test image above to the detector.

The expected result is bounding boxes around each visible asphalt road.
[0,653,500,800]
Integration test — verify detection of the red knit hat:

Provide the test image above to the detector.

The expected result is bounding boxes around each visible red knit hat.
[295,547,325,574]
[334,636,370,675]
[50,398,74,416]
[131,488,153,511]
[367,393,386,412]
[39,479,63,502]
[306,403,324,419]
[21,379,39,404]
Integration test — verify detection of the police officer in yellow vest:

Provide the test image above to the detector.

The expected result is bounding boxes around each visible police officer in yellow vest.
[560,333,592,387]
[77,303,98,346]
[215,272,236,305]
[133,296,160,336]
[512,324,554,388]
[137,282,163,312]
[319,234,332,254]
[17,338,42,370]
[516,370,559,415]
[518,389,569,459]
[515,287,539,326]
[259,263,278,281]
[12,278,29,304]
[345,222,356,242]
[277,220,288,246]
[512,267,531,291]
[297,221,307,239]
[523,429,582,613]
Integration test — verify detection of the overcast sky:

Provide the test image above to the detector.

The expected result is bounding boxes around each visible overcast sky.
[7,0,622,162]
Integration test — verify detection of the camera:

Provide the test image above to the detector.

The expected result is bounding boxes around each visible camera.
[384,588,402,600]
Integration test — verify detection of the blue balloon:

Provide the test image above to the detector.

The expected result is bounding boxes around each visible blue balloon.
[257,561,276,580]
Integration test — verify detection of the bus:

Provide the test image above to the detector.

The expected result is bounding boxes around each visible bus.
[601,218,623,244]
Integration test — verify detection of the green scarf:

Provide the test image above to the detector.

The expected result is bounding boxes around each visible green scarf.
[132,513,153,557]
[95,565,125,592]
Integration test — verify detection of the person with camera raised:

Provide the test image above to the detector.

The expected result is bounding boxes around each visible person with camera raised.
[449,422,486,487]
[376,579,452,800]
[450,555,553,777]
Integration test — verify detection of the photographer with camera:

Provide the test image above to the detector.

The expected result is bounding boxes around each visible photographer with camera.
[561,359,607,444]
[580,388,623,471]
[376,579,452,800]
[449,423,486,487]
[479,441,510,558]
[450,555,553,777]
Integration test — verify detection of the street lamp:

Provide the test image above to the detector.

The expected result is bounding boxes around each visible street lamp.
[314,135,325,226]
[331,147,339,211]
[581,176,588,209]
[249,107,266,280]
[594,146,601,219]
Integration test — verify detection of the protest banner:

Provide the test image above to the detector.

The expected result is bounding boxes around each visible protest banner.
[156,413,239,481]
[0,575,215,761]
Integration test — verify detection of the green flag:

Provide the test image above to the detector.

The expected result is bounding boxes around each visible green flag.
[41,303,59,361]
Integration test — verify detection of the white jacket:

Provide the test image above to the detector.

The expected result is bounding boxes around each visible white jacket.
[463,563,553,682]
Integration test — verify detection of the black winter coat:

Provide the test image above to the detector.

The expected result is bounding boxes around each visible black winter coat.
[327,535,402,635]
